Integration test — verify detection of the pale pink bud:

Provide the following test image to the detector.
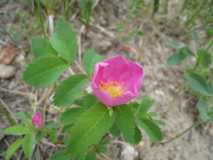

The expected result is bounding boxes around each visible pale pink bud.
[32,112,44,129]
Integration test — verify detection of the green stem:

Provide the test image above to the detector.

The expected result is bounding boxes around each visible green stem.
[36,0,47,36]
[64,0,74,19]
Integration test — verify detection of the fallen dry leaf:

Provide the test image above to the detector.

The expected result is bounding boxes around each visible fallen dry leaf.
[121,45,138,54]
[0,43,17,65]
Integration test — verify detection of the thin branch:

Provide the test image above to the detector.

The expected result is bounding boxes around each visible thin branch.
[41,139,65,148]
[68,67,75,75]
[160,120,203,145]
[78,25,85,63]
[91,20,115,39]
[97,153,112,160]
[74,60,87,74]
[37,87,53,106]
[48,14,54,35]
[0,87,34,99]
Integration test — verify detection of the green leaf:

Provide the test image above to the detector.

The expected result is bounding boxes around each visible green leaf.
[31,36,57,58]
[50,18,77,63]
[137,118,163,142]
[60,108,85,126]
[79,0,95,24]
[85,152,96,160]
[16,111,31,121]
[83,49,104,76]
[4,125,30,135]
[184,72,213,96]
[35,131,45,142]
[74,94,97,108]
[134,127,142,144]
[95,136,109,153]
[54,74,88,106]
[166,40,185,49]
[22,133,35,159]
[110,123,120,137]
[196,99,210,122]
[114,105,135,144]
[208,107,213,119]
[68,103,115,156]
[197,99,213,122]
[51,149,71,160]
[5,138,23,160]
[49,128,58,143]
[153,0,160,14]
[23,56,68,87]
[207,27,213,37]
[167,47,193,65]
[137,96,154,117]
[197,49,212,68]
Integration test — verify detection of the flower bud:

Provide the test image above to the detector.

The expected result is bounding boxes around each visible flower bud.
[32,112,44,129]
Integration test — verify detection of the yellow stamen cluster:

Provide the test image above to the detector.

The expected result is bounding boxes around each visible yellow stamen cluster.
[99,81,123,98]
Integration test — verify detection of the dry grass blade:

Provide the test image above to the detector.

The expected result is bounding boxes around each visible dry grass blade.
[0,98,17,125]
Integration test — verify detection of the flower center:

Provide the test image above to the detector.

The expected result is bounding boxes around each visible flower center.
[99,81,123,98]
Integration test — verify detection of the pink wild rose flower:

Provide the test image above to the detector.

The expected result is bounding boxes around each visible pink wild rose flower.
[92,55,144,107]
[32,112,44,129]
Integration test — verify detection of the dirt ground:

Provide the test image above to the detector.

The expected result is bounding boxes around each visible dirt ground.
[0,0,213,160]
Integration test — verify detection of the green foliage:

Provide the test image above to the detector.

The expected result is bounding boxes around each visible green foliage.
[167,47,193,65]
[206,27,213,37]
[111,98,163,143]
[23,56,68,87]
[83,49,104,76]
[110,123,121,137]
[4,125,30,135]
[68,103,115,157]
[79,0,95,25]
[5,138,23,160]
[134,127,142,144]
[85,152,96,160]
[16,112,32,122]
[94,136,109,154]
[48,128,58,143]
[128,0,144,18]
[136,96,154,117]
[167,29,213,123]
[22,133,36,159]
[4,125,36,159]
[196,49,212,68]
[60,108,85,127]
[183,0,213,27]
[133,97,163,142]
[74,94,97,108]
[53,74,88,106]
[196,99,213,122]
[51,149,71,160]
[184,71,213,96]
[114,105,136,144]
[19,17,164,160]
[50,18,77,63]
[137,117,163,142]
[31,36,57,58]
[153,0,160,14]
